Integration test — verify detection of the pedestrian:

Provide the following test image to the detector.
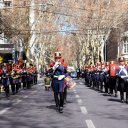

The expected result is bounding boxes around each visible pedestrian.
[0,64,3,93]
[109,61,118,97]
[26,70,31,89]
[99,62,106,92]
[10,70,17,95]
[63,63,69,104]
[22,67,27,89]
[52,59,66,113]
[33,66,38,84]
[116,57,128,103]
[95,62,101,91]
[104,62,110,93]
[2,66,10,97]
[76,67,81,79]
[44,74,51,91]
[15,71,20,94]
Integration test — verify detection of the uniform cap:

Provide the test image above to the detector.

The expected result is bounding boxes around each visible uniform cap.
[50,63,54,67]
[118,57,125,62]
[106,62,109,66]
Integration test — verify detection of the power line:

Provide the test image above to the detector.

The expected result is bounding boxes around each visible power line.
[1,2,127,14]
[31,8,115,21]
[2,27,109,33]
[1,3,127,22]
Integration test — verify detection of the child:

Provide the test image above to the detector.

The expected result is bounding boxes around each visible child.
[44,73,51,91]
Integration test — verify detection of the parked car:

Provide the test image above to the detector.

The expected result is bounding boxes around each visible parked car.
[70,71,77,79]
[67,66,75,72]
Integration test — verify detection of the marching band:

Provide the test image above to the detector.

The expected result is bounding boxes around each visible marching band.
[84,57,128,103]
[0,63,38,97]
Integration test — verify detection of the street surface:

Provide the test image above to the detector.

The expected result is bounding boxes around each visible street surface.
[0,78,128,128]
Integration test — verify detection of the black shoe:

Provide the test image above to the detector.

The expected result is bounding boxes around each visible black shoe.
[6,93,10,97]
[111,94,114,97]
[121,99,125,103]
[59,107,63,113]
[126,100,128,104]
[64,99,67,105]
[56,104,59,109]
[23,87,26,90]
[115,94,118,97]
[12,92,15,95]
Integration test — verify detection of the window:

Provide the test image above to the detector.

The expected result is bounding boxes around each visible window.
[123,38,128,54]
[4,1,12,7]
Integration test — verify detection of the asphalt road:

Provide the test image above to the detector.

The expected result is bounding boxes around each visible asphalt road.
[0,78,128,128]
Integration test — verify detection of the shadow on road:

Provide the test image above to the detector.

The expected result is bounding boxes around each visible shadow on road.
[46,105,57,110]
[102,93,111,97]
[108,98,122,103]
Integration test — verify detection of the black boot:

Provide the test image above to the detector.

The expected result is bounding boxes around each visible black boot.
[59,107,63,113]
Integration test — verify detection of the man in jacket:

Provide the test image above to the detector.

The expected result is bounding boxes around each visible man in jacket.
[116,57,128,103]
[52,59,66,113]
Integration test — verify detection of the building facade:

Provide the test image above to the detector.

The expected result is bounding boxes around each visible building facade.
[119,31,128,60]
[0,0,28,63]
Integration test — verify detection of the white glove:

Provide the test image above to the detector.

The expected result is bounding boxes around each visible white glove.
[58,75,65,80]
[121,76,125,78]
[53,62,59,70]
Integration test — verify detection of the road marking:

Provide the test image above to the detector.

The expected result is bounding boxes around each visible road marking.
[77,99,82,105]
[73,89,76,92]
[75,94,80,98]
[31,90,37,95]
[24,96,28,98]
[80,106,88,114]
[17,99,22,103]
[13,99,22,105]
[85,120,95,128]
[79,82,83,85]
[38,83,43,86]
[0,108,10,115]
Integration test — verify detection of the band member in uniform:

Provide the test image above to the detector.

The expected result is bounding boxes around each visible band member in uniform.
[109,61,118,97]
[52,59,66,113]
[104,62,110,93]
[33,66,38,84]
[76,67,81,79]
[22,67,27,89]
[116,57,128,103]
[10,69,17,95]
[99,62,106,92]
[15,67,20,93]
[0,64,3,93]
[95,62,101,91]
[17,65,22,89]
[2,65,10,97]
[29,64,34,86]
[63,62,68,104]
[26,67,31,89]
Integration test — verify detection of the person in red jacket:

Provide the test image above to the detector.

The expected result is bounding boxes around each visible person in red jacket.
[104,62,110,93]
[109,61,119,97]
[0,64,3,93]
